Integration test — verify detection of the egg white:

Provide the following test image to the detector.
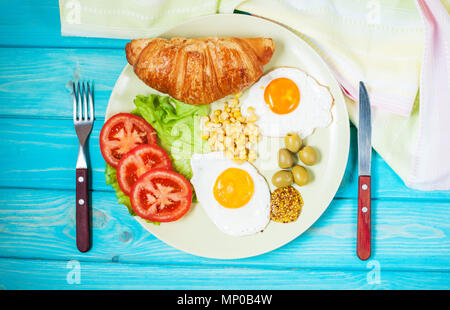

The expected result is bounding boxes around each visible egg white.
[241,67,333,138]
[190,152,271,237]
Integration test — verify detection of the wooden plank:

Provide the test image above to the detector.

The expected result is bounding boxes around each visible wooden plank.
[0,257,448,289]
[0,0,127,49]
[1,117,449,200]
[0,47,125,119]
[0,188,448,271]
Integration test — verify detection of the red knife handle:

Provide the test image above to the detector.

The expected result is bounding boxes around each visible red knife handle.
[76,168,91,252]
[357,175,371,260]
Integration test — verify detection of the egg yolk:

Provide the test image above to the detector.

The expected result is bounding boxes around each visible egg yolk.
[264,77,300,114]
[213,168,254,209]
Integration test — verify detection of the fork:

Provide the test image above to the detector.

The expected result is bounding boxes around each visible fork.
[73,81,94,253]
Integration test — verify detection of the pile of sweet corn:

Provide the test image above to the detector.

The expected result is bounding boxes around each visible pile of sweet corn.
[201,94,261,163]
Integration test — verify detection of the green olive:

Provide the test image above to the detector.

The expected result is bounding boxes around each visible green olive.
[278,148,294,169]
[284,132,302,153]
[292,165,309,186]
[272,170,294,188]
[299,146,317,166]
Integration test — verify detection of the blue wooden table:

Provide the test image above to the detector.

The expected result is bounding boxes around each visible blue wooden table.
[0,1,449,290]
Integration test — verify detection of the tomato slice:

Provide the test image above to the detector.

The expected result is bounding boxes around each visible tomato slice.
[99,113,157,167]
[117,144,172,195]
[130,168,192,222]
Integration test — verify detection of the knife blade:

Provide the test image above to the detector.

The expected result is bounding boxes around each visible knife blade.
[358,81,371,176]
[357,81,372,260]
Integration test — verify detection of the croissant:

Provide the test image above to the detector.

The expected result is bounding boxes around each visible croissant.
[125,37,275,105]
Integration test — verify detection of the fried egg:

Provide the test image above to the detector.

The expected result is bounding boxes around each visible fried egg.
[190,152,270,236]
[241,67,333,138]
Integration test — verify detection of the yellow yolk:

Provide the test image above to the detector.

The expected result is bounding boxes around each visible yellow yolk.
[264,77,300,114]
[213,168,254,209]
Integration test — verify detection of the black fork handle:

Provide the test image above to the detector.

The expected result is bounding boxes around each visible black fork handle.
[76,168,90,252]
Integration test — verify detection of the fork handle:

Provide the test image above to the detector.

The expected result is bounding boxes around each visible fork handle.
[76,168,90,252]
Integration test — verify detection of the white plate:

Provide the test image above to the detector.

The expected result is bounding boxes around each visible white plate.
[106,14,349,259]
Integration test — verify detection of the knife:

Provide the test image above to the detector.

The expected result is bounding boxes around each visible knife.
[357,81,372,260]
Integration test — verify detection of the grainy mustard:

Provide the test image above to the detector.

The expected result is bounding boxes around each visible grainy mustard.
[270,186,303,223]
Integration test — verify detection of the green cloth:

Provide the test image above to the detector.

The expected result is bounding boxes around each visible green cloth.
[59,0,242,38]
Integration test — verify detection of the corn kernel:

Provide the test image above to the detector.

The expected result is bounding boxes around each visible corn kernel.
[225,151,234,159]
[238,148,248,160]
[249,135,258,144]
[224,136,233,146]
[237,134,246,144]
[246,141,256,150]
[201,131,210,140]
[230,125,240,135]
[229,98,239,106]
[236,141,246,151]
[248,150,257,162]
[219,111,229,122]
[247,114,258,123]
[246,107,258,122]
[246,123,257,134]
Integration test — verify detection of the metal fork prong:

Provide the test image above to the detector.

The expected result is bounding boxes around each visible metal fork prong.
[87,82,94,120]
[77,82,82,121]
[72,82,77,121]
[82,82,88,120]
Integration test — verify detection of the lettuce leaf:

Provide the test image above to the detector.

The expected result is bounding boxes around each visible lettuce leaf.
[133,94,210,179]
[105,162,133,214]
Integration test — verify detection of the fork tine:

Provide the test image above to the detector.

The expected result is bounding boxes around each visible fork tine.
[72,82,77,121]
[87,82,94,121]
[77,82,82,120]
[82,82,88,120]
